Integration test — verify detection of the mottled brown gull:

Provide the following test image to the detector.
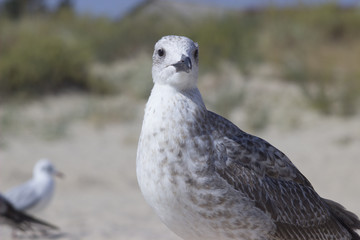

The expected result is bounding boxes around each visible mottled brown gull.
[136,35,360,240]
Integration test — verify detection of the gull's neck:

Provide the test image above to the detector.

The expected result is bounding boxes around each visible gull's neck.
[148,83,206,111]
[33,171,52,182]
[141,83,207,134]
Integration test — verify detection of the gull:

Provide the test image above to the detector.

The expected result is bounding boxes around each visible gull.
[4,159,63,214]
[0,193,57,233]
[136,35,360,240]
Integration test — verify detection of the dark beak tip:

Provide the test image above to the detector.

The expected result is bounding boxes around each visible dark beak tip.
[172,56,192,73]
[56,171,64,178]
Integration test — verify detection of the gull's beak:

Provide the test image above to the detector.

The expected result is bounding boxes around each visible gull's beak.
[172,55,192,73]
[55,171,64,179]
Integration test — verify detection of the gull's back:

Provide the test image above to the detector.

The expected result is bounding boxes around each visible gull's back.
[4,180,42,212]
[208,111,360,240]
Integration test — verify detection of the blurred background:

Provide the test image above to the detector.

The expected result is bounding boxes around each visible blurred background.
[0,0,359,239]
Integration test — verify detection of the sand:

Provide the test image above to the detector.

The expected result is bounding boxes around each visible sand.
[0,91,359,239]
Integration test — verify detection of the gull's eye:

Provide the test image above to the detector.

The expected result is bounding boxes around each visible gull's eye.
[194,49,198,59]
[158,48,165,57]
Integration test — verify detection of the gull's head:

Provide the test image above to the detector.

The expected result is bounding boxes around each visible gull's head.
[152,35,199,91]
[33,159,64,179]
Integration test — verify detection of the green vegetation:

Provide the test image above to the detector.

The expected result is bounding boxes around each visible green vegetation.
[258,5,360,116]
[0,2,359,116]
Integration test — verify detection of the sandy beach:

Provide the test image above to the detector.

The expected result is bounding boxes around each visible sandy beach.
[0,84,359,239]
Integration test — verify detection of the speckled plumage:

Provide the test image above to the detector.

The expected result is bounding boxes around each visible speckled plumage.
[136,35,360,240]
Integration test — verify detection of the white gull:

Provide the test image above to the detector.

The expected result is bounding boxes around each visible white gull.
[4,159,63,214]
